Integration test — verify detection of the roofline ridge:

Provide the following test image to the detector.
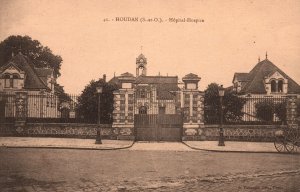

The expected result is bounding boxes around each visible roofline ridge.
[1,61,23,72]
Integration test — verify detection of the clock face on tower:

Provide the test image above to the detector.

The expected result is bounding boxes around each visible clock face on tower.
[140,59,143,62]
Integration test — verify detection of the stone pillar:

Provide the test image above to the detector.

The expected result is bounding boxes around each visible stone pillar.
[286,94,298,129]
[181,73,204,140]
[112,89,135,140]
[182,89,204,140]
[15,91,28,133]
[112,72,135,140]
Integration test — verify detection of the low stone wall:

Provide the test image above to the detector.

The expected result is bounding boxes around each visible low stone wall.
[183,124,287,142]
[0,123,15,136]
[0,123,133,140]
[1,123,288,142]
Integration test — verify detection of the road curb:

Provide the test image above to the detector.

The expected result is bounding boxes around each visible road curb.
[1,141,135,151]
[181,141,300,155]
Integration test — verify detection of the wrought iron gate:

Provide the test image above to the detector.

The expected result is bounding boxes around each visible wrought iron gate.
[134,84,183,141]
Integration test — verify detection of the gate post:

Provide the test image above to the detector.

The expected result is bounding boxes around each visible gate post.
[286,94,298,129]
[112,73,135,140]
[14,91,28,134]
[181,73,205,140]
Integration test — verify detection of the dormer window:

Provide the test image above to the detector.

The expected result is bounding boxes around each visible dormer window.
[270,79,284,93]
[264,71,288,94]
[4,73,20,88]
[271,80,276,92]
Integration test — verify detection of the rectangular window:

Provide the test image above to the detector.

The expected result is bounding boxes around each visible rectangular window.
[138,89,147,98]
[140,90,146,98]
[13,79,18,88]
[5,79,11,88]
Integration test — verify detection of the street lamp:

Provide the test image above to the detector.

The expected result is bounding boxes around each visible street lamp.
[218,85,225,146]
[95,85,103,144]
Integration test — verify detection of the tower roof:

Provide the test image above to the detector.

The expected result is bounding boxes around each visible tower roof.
[136,53,147,63]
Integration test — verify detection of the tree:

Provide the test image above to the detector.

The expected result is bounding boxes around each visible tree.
[255,101,274,122]
[204,83,245,124]
[0,35,62,77]
[274,102,287,124]
[76,78,118,124]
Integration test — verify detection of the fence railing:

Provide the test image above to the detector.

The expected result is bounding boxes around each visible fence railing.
[204,95,292,125]
[1,92,298,125]
[0,93,96,124]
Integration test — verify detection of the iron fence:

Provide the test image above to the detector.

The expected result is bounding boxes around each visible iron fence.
[0,93,96,124]
[1,92,298,125]
[204,95,293,125]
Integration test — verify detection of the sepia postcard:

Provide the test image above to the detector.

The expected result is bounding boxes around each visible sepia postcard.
[0,0,299,191]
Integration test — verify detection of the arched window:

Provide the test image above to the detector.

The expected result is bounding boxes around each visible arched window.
[271,80,277,92]
[278,80,283,92]
[139,106,147,114]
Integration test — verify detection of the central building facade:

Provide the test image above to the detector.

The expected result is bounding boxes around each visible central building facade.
[110,54,205,141]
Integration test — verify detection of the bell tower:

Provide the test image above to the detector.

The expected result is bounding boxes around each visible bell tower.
[136,54,147,77]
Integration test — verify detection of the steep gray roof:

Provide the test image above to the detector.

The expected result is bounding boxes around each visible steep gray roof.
[239,59,300,94]
[35,68,54,85]
[233,73,249,82]
[1,53,50,90]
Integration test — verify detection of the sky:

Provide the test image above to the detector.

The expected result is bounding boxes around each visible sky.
[0,0,300,94]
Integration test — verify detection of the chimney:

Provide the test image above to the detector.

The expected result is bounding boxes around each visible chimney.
[103,74,106,82]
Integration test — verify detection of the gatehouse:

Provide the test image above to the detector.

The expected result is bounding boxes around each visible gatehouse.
[111,54,205,141]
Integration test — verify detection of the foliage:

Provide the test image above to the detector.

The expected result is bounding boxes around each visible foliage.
[0,35,62,77]
[255,101,274,122]
[76,78,118,124]
[204,83,245,124]
[274,102,287,124]
[54,83,72,111]
[255,101,288,123]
